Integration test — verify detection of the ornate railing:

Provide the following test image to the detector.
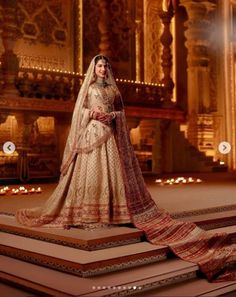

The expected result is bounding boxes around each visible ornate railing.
[13,67,166,107]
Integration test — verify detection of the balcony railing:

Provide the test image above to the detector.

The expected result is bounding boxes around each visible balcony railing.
[13,67,166,107]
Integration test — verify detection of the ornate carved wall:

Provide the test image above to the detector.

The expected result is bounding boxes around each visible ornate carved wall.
[15,0,75,71]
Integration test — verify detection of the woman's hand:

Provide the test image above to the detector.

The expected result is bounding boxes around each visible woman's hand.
[97,112,113,125]
[90,110,115,125]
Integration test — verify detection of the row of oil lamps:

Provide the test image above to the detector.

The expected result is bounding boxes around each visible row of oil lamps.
[155,177,203,185]
[0,186,42,196]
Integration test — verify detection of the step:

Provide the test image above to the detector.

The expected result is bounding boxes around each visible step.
[0,232,168,277]
[0,283,37,297]
[136,276,236,296]
[177,210,236,230]
[0,214,143,250]
[0,255,197,297]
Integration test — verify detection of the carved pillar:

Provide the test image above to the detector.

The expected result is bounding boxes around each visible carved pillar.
[159,4,175,106]
[1,0,19,96]
[97,0,114,58]
[180,0,216,153]
[15,113,38,182]
[135,19,142,81]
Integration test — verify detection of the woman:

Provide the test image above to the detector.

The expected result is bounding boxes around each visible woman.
[16,55,236,281]
[16,55,131,228]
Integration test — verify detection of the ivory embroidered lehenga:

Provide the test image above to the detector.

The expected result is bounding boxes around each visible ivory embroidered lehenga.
[16,55,236,281]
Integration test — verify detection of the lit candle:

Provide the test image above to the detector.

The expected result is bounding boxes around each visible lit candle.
[11,189,17,195]
[22,189,28,194]
[196,179,202,183]
[36,187,42,193]
[188,177,194,183]
[155,179,162,184]
[30,188,35,193]
[0,189,6,195]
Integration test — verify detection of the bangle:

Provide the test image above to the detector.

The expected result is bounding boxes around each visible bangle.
[89,110,94,118]
[110,112,116,119]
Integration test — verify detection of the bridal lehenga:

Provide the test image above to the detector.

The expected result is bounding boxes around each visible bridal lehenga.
[16,55,236,281]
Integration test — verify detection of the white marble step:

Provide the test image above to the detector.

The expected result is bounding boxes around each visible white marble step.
[0,231,168,277]
[0,255,197,297]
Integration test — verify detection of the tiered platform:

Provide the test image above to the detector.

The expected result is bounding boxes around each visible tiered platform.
[1,209,236,296]
[1,172,236,296]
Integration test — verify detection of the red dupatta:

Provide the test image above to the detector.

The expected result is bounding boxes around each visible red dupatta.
[114,111,236,282]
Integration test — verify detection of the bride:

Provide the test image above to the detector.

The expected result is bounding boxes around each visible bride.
[16,55,236,281]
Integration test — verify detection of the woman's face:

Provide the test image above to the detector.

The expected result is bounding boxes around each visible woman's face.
[95,59,108,79]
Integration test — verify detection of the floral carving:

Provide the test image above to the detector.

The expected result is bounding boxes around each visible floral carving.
[17,0,68,46]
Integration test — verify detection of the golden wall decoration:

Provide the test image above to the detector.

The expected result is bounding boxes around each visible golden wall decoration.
[17,0,68,46]
[14,0,74,72]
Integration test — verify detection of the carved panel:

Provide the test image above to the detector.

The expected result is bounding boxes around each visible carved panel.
[14,0,74,72]
[17,0,68,46]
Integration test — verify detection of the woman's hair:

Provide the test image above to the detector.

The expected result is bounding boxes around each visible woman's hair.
[94,55,109,65]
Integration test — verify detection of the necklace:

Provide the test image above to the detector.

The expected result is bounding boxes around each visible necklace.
[95,78,107,88]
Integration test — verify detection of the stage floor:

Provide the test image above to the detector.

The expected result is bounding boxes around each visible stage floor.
[0,172,236,216]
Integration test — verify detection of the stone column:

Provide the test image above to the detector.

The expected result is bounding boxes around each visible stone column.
[180,0,216,152]
[180,0,216,114]
[159,4,175,107]
[1,0,19,96]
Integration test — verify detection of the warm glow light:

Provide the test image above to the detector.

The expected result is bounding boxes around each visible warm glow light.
[0,186,43,196]
[36,187,42,193]
[196,179,202,183]
[155,176,203,186]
